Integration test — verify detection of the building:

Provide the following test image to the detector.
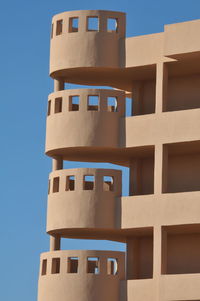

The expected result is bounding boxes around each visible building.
[37,9,200,301]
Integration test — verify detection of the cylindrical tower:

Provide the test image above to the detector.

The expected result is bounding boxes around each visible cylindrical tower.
[38,9,126,301]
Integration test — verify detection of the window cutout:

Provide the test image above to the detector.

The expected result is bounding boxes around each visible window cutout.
[67,257,78,273]
[47,100,51,116]
[51,258,60,274]
[88,96,99,111]
[107,18,118,32]
[56,20,63,35]
[107,97,118,112]
[87,17,99,31]
[55,97,62,113]
[107,258,118,275]
[41,259,47,276]
[69,95,79,111]
[84,175,94,190]
[69,17,79,32]
[48,179,51,194]
[66,176,75,191]
[53,177,59,193]
[51,24,54,39]
[103,176,114,191]
[87,257,99,274]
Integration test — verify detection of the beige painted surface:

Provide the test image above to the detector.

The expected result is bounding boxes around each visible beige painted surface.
[38,8,200,301]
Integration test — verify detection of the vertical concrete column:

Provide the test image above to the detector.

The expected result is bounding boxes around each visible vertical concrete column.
[52,156,63,171]
[129,159,142,196]
[155,62,168,113]
[50,235,61,251]
[154,144,168,195]
[54,79,64,92]
[126,238,139,279]
[132,81,143,116]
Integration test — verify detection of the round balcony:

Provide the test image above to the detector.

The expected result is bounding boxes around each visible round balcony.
[38,250,125,301]
[50,10,126,79]
[46,168,121,236]
[45,89,125,160]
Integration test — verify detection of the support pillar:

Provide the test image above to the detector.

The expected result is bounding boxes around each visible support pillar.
[52,156,63,171]
[50,235,61,251]
[129,159,142,196]
[126,238,139,280]
[155,62,168,114]
[54,79,64,92]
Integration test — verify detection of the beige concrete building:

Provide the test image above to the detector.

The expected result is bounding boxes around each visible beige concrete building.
[37,9,200,301]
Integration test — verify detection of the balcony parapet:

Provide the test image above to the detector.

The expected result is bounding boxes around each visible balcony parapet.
[45,89,125,157]
[46,168,122,233]
[50,10,126,77]
[38,250,125,301]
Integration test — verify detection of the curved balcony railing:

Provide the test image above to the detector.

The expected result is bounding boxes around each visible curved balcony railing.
[50,10,126,76]
[38,250,125,301]
[46,168,122,233]
[45,89,125,158]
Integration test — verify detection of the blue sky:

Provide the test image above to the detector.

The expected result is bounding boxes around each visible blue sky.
[1,0,200,300]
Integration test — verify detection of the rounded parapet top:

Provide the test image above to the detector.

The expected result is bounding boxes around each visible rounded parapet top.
[50,10,126,77]
[46,168,122,234]
[38,250,125,301]
[45,89,125,158]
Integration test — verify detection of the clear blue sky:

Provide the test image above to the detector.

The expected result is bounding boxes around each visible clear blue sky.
[0,0,200,300]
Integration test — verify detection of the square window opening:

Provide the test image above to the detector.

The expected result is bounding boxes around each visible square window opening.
[107,18,118,32]
[87,257,100,274]
[69,17,79,32]
[103,176,114,191]
[41,259,47,276]
[67,257,78,273]
[66,176,75,191]
[69,95,80,111]
[51,24,54,39]
[107,258,118,275]
[54,97,62,113]
[56,20,63,35]
[47,100,51,116]
[53,177,60,193]
[107,97,118,112]
[87,17,99,31]
[48,179,51,194]
[51,258,60,274]
[88,95,99,111]
[84,175,95,190]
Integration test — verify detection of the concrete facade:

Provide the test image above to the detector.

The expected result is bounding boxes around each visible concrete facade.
[37,10,200,301]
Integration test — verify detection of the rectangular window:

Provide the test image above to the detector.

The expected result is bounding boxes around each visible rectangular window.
[67,257,78,273]
[107,258,118,275]
[48,179,51,194]
[66,176,75,191]
[54,97,62,113]
[41,259,47,276]
[88,95,99,111]
[84,175,95,190]
[87,257,99,274]
[51,258,60,274]
[107,18,118,32]
[51,24,54,39]
[103,176,114,191]
[107,97,118,112]
[56,20,63,35]
[53,177,60,193]
[47,100,51,116]
[69,95,80,111]
[87,16,99,31]
[69,17,79,32]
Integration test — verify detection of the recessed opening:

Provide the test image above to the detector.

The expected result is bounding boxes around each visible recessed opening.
[84,175,94,190]
[53,177,59,193]
[67,257,78,273]
[66,176,75,191]
[69,95,79,111]
[162,225,200,274]
[41,259,47,276]
[107,258,118,275]
[51,258,60,274]
[107,18,118,32]
[126,96,133,116]
[56,20,63,35]
[107,97,118,112]
[48,179,51,194]
[103,176,114,191]
[51,24,54,39]
[47,100,51,116]
[87,17,99,31]
[88,95,99,111]
[87,257,99,274]
[69,17,79,32]
[54,97,62,113]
